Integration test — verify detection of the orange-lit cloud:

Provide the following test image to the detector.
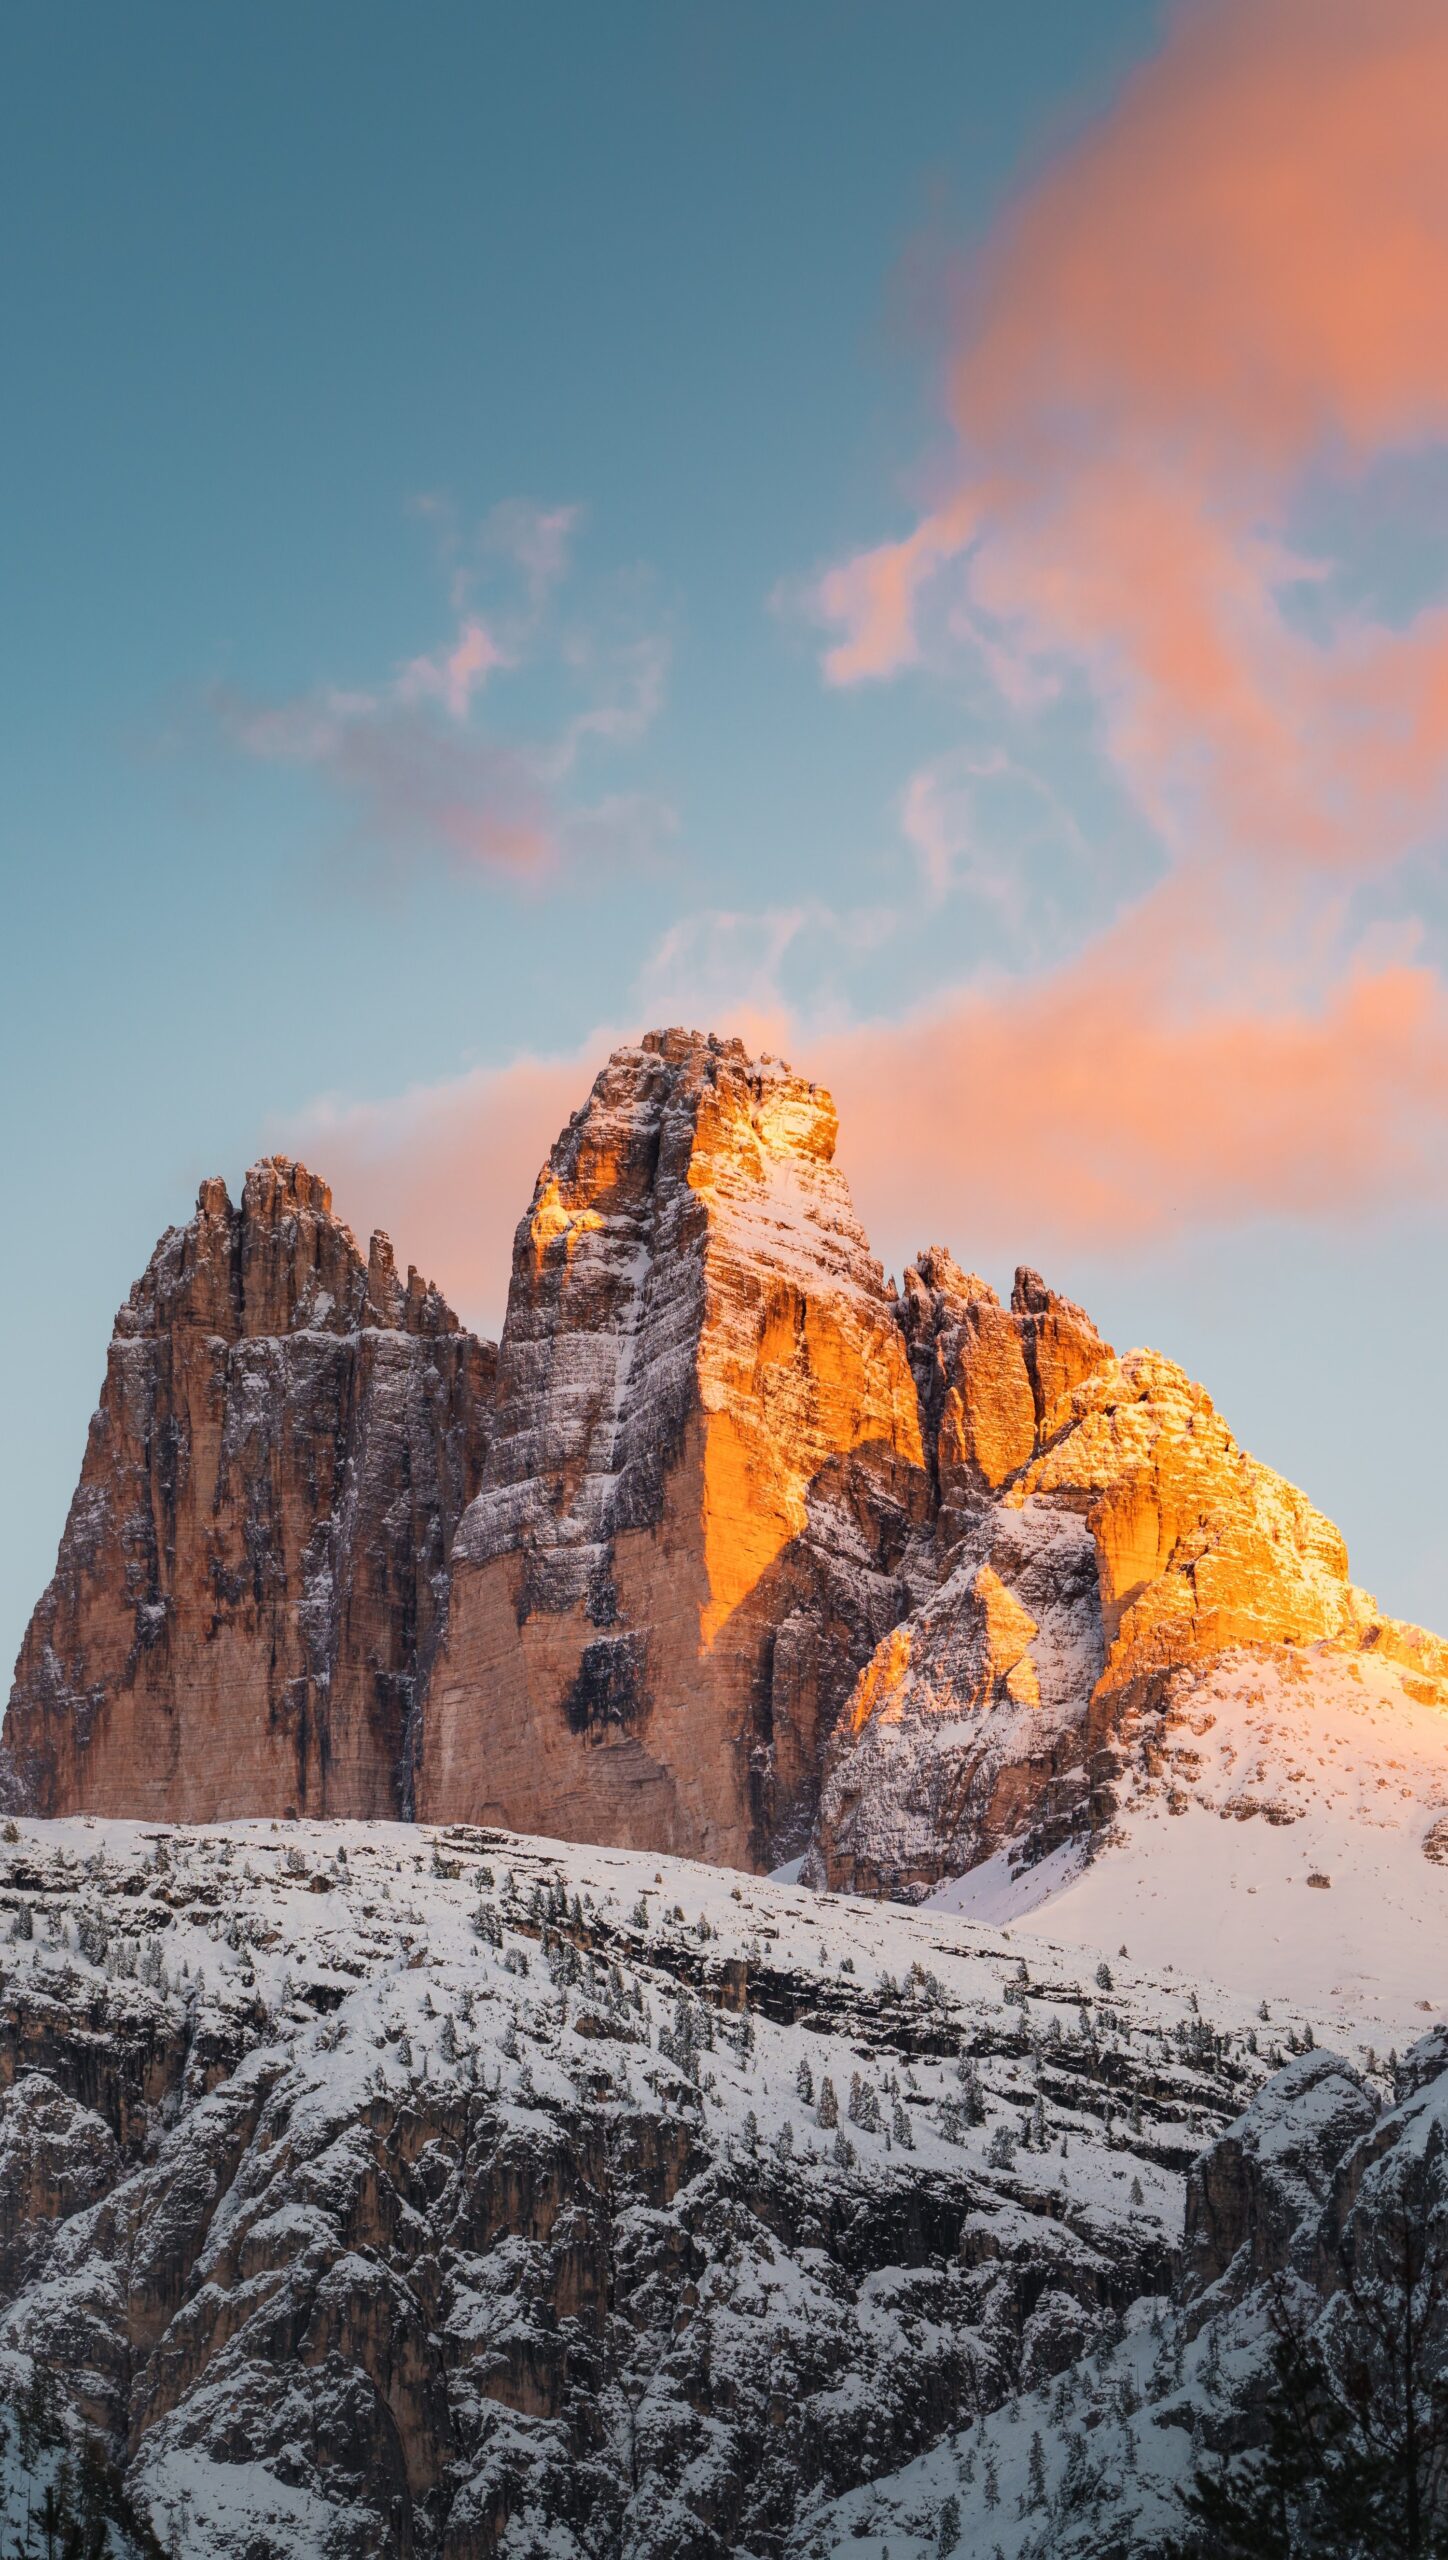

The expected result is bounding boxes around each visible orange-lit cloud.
[283,912,1448,1336]
[818,0,1448,878]
[819,944,1448,1263]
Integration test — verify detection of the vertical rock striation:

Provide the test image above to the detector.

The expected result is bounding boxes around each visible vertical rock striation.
[418,1030,929,1866]
[4,1162,493,1820]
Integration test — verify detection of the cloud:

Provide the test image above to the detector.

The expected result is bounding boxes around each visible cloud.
[216,499,669,882]
[277,888,1448,1345]
[818,937,1448,1265]
[396,617,509,721]
[814,0,1448,882]
[225,696,555,876]
[899,745,1091,926]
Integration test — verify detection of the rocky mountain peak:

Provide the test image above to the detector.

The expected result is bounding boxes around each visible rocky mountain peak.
[114,1158,462,1349]
[419,1029,928,1865]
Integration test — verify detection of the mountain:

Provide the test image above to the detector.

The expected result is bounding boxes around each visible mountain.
[418,1028,930,1866]
[5,1030,1445,1943]
[0,1813,1306,2559]
[3,1161,492,1823]
[4,1031,1448,2554]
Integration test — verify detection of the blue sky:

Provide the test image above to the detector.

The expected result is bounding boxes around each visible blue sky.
[4,0,1448,1676]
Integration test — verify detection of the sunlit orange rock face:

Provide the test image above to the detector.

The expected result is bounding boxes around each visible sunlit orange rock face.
[4,1162,492,1821]
[813,1265,1448,1898]
[417,1030,930,1865]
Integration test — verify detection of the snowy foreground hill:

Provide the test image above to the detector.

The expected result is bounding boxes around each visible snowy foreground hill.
[0,1817,1443,2558]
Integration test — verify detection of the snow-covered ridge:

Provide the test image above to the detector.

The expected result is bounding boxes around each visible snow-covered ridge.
[0,1816,1328,2559]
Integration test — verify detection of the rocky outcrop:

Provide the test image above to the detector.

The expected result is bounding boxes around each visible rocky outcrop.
[811,1497,1107,1899]
[418,1030,929,1867]
[4,1162,492,1821]
[813,1315,1448,1898]
[898,1253,1112,1540]
[812,2030,1448,2559]
[1179,2045,1380,2302]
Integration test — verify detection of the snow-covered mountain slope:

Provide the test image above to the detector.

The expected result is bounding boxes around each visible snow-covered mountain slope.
[801,2031,1448,2560]
[930,1644,1448,2050]
[813,1329,1448,1908]
[0,1815,1316,2560]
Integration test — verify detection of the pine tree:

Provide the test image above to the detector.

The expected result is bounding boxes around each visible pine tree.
[817,2074,839,2129]
[1176,2212,1448,2560]
[956,2057,985,2124]
[848,2073,881,2132]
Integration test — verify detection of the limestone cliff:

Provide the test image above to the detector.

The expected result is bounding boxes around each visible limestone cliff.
[4,1162,492,1820]
[417,1029,929,1866]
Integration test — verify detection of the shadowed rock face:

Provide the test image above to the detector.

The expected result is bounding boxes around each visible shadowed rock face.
[418,1029,931,1868]
[4,1161,493,1821]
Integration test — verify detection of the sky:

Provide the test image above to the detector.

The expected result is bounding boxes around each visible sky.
[4,0,1448,1678]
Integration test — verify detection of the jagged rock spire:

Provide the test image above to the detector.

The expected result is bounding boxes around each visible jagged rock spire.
[4,1163,493,1820]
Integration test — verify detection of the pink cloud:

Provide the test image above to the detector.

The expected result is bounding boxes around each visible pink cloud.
[280,901,1448,1341]
[816,0,1448,879]
[396,617,508,721]
[818,499,976,685]
[820,940,1448,1263]
[216,684,556,876]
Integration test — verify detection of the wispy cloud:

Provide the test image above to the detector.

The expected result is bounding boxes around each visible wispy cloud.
[899,745,1092,928]
[395,616,509,721]
[214,498,671,882]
